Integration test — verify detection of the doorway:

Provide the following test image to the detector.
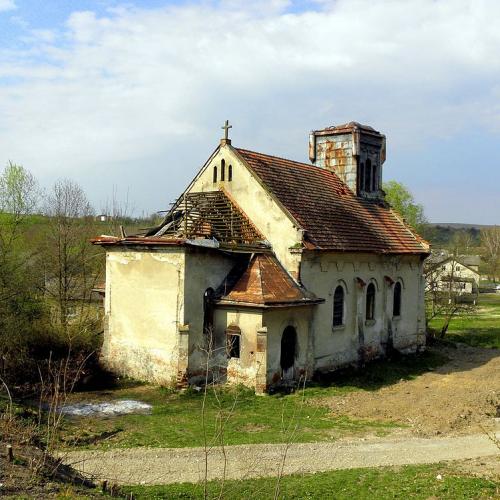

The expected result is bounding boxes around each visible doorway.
[280,326,297,380]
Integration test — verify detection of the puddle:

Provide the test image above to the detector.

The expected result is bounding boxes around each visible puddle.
[59,399,152,417]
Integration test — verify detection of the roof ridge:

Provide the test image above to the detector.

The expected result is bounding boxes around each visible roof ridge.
[236,147,326,172]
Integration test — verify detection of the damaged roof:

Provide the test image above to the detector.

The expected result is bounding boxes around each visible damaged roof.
[217,253,323,308]
[235,148,429,255]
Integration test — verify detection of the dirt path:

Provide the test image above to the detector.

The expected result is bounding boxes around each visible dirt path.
[318,344,500,436]
[61,431,500,485]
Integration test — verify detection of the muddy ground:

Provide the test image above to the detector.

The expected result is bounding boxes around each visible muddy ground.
[318,343,500,437]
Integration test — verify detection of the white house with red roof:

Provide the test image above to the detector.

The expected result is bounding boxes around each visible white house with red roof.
[93,122,429,392]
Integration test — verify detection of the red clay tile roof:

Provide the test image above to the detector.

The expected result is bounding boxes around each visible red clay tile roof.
[235,148,429,254]
[218,254,323,307]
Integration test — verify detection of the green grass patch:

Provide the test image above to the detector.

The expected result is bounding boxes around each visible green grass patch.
[122,464,499,499]
[429,293,500,349]
[58,351,446,450]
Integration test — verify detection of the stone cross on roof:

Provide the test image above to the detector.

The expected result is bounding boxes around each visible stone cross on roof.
[221,120,232,145]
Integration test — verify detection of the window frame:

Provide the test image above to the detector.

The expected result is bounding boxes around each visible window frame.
[226,325,241,359]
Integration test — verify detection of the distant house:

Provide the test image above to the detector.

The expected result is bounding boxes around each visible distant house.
[96,214,109,222]
[426,253,481,296]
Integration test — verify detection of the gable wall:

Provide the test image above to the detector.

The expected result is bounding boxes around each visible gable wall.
[300,252,426,370]
[102,247,186,384]
[187,145,302,276]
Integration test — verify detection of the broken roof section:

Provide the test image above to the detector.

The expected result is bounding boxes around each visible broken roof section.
[235,148,429,255]
[151,189,267,247]
[216,253,323,308]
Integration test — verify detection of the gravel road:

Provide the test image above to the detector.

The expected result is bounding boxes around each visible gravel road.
[61,431,500,485]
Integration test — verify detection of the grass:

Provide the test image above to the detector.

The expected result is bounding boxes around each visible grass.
[429,293,500,349]
[122,463,499,499]
[58,350,445,450]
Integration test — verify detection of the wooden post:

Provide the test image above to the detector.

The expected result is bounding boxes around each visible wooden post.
[101,480,108,493]
[6,444,13,462]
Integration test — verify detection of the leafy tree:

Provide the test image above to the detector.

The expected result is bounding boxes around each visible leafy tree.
[383,181,427,232]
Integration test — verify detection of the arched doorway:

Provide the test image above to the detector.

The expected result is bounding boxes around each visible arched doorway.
[280,326,297,380]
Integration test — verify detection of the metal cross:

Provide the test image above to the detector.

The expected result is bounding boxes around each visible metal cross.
[221,120,232,140]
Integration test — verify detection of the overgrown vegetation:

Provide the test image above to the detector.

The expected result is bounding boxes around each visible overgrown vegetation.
[123,463,499,499]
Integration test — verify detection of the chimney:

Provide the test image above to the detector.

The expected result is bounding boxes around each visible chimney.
[309,122,386,199]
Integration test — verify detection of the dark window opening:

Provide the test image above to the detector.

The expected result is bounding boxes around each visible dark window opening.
[280,326,297,371]
[366,283,375,320]
[203,288,215,335]
[359,162,365,192]
[228,164,232,181]
[333,285,344,327]
[213,166,217,183]
[226,325,241,358]
[364,159,372,192]
[393,282,402,317]
[221,159,225,181]
[371,163,378,192]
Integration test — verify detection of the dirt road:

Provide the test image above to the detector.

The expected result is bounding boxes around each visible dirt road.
[62,431,500,485]
[319,343,500,436]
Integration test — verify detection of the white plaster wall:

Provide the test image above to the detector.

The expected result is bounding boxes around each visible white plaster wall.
[187,145,302,276]
[300,252,425,371]
[102,247,185,384]
[213,307,264,388]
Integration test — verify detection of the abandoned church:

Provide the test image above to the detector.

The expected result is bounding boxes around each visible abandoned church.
[93,121,430,393]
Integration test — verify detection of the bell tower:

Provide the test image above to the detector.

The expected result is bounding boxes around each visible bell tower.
[309,122,386,200]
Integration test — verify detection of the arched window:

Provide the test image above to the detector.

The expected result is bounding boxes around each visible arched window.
[203,288,215,335]
[226,325,241,358]
[333,285,344,327]
[221,159,226,181]
[393,282,402,317]
[228,164,233,181]
[364,159,372,192]
[366,283,375,320]
[213,165,217,183]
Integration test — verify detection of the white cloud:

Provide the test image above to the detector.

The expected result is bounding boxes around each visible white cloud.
[0,0,499,221]
[0,0,15,12]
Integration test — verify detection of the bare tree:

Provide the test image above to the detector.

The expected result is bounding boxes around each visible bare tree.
[481,226,500,282]
[42,179,102,340]
[425,255,477,337]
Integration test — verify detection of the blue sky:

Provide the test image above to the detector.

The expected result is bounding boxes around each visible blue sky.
[0,0,499,223]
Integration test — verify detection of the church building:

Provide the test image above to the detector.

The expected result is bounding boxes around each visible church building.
[92,122,429,393]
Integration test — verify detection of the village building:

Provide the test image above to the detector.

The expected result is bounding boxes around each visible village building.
[426,253,481,296]
[92,121,430,393]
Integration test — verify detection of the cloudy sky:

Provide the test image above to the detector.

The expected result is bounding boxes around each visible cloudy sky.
[0,0,499,223]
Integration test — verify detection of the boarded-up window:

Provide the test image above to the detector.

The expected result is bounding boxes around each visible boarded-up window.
[333,285,344,327]
[213,166,217,183]
[393,282,402,317]
[226,325,241,358]
[366,283,375,320]
[221,159,226,181]
[228,164,233,181]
